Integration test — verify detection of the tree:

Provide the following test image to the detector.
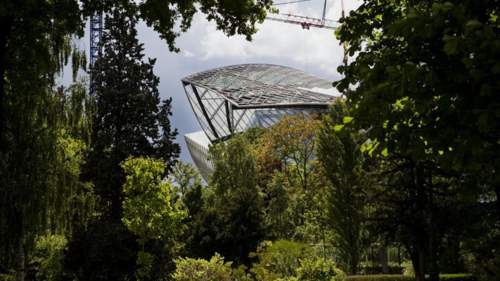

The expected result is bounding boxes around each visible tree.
[0,0,274,142]
[0,0,275,141]
[86,5,181,219]
[171,160,203,203]
[335,1,500,279]
[206,134,265,265]
[334,0,500,220]
[259,114,319,193]
[316,100,368,275]
[122,157,185,279]
[255,114,321,240]
[65,7,181,279]
[0,81,92,281]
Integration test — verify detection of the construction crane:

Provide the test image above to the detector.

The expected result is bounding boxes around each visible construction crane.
[88,0,344,93]
[266,0,340,30]
[89,13,103,95]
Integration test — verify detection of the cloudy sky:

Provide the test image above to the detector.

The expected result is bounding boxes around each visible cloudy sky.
[62,0,361,163]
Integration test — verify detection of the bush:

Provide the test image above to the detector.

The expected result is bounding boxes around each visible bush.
[344,274,475,281]
[344,276,413,281]
[296,258,346,281]
[249,240,312,280]
[172,253,233,281]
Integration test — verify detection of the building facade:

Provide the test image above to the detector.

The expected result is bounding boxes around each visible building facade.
[182,64,339,180]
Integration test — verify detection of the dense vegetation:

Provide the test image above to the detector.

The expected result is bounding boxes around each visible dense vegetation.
[0,0,499,281]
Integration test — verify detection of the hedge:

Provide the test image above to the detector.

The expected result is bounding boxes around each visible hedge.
[344,274,475,281]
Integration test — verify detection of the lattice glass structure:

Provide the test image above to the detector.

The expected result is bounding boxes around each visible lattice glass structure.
[183,64,339,180]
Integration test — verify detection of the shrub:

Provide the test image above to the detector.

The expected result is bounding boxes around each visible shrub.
[344,274,475,281]
[171,253,232,281]
[344,275,413,281]
[297,258,346,281]
[249,240,312,280]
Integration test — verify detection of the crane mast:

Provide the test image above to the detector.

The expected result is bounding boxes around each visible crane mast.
[89,13,103,95]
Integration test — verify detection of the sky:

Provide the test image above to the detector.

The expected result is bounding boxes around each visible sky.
[61,0,361,163]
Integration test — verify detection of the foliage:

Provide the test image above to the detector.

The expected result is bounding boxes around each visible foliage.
[265,172,296,240]
[249,240,312,280]
[258,114,319,193]
[335,0,500,168]
[122,157,184,245]
[316,101,368,275]
[255,114,324,243]
[171,161,202,198]
[344,274,475,281]
[401,261,414,276]
[27,235,67,281]
[63,220,139,281]
[122,157,185,279]
[0,274,13,281]
[171,253,233,281]
[0,0,275,130]
[0,80,92,278]
[461,227,500,281]
[205,133,265,265]
[66,7,181,280]
[296,258,346,281]
[334,0,500,237]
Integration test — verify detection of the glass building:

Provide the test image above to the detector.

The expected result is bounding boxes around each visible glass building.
[183,64,339,180]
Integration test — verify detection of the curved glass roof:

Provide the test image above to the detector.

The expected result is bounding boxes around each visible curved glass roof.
[182,64,338,143]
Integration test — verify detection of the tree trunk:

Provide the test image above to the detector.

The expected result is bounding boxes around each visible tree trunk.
[16,232,26,281]
[410,243,426,281]
[398,245,401,266]
[0,15,14,148]
[428,171,439,281]
[379,235,389,274]
[418,244,426,281]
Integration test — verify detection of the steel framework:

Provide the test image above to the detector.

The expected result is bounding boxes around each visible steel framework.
[265,13,339,30]
[266,0,339,30]
[89,13,103,95]
[182,64,338,143]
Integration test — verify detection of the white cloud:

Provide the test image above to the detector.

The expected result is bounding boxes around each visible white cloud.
[183,50,195,57]
[176,0,361,78]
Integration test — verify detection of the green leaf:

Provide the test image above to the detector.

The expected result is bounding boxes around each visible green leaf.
[343,117,354,124]
[443,35,459,55]
[334,125,345,131]
[432,3,443,13]
[407,8,420,19]
[492,62,500,74]
[465,20,483,29]
[480,84,492,96]
[461,57,473,69]
[478,111,497,132]
[443,2,455,12]
[381,148,388,157]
